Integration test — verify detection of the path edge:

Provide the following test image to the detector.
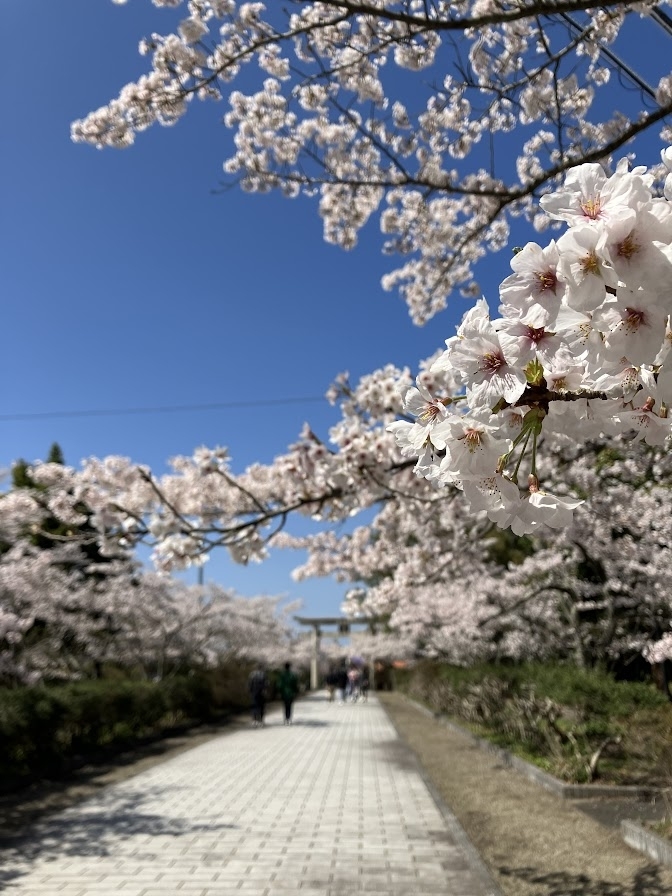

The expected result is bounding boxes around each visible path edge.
[622,820,672,868]
[394,692,672,869]
[398,693,661,800]
[377,695,505,896]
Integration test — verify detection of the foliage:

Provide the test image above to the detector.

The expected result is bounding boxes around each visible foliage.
[400,660,668,713]
[7,444,118,572]
[484,528,536,568]
[0,566,301,685]
[397,660,672,784]
[57,4,672,552]
[0,665,252,792]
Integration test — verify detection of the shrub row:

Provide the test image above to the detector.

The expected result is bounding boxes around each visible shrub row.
[395,661,672,784]
[0,665,253,791]
[397,660,668,718]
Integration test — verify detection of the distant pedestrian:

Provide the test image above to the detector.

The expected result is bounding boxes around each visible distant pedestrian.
[347,666,361,701]
[325,670,337,702]
[360,671,370,702]
[248,665,268,727]
[278,661,300,725]
[336,667,348,703]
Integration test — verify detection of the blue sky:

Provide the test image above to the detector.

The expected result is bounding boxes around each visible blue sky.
[2,2,668,618]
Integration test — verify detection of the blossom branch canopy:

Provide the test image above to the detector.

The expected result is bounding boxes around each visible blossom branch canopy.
[74,0,672,323]
[7,146,672,557]
[52,3,672,543]
[390,148,672,535]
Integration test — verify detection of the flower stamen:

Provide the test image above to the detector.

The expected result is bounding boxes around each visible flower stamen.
[580,197,602,219]
[622,308,645,332]
[616,232,640,260]
[580,249,600,275]
[463,428,483,453]
[534,270,558,294]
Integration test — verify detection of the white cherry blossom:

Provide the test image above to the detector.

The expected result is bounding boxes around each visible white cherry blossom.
[433,314,527,408]
[499,241,566,326]
[556,224,618,312]
[72,1,672,324]
[593,286,668,365]
[433,415,512,482]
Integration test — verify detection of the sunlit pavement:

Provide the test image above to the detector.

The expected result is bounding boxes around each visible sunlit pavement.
[0,694,499,896]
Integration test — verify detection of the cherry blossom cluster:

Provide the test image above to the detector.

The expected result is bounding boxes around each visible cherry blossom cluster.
[0,537,299,686]
[644,632,672,664]
[292,436,672,667]
[390,149,672,535]
[6,371,672,672]
[74,1,672,323]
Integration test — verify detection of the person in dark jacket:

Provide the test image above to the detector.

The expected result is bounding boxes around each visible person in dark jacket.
[325,670,338,702]
[336,666,348,703]
[360,670,370,702]
[248,665,268,727]
[278,661,300,725]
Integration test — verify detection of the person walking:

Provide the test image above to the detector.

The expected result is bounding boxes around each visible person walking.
[325,669,337,702]
[347,666,361,702]
[360,669,370,702]
[278,661,300,725]
[248,664,268,727]
[336,666,348,703]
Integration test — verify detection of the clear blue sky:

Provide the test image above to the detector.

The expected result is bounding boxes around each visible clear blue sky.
[1,2,667,617]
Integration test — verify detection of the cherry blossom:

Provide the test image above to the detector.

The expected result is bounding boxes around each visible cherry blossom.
[71,1,672,324]
[53,3,672,546]
[388,149,672,535]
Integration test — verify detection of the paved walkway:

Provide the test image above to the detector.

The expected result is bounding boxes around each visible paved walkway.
[0,695,500,896]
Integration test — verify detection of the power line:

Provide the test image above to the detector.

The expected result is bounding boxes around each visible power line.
[560,11,656,100]
[0,396,327,422]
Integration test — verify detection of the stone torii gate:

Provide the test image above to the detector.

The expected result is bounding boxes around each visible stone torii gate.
[294,615,380,690]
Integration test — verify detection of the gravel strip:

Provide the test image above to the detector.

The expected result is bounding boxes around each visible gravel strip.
[379,691,672,896]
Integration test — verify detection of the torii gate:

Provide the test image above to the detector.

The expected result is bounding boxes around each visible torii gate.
[294,615,380,690]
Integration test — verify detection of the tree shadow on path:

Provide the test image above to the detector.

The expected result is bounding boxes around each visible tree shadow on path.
[0,715,244,836]
[288,719,330,727]
[0,783,235,891]
[375,737,420,772]
[499,863,669,896]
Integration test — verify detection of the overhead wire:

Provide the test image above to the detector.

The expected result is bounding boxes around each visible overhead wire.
[559,10,657,100]
[0,396,327,422]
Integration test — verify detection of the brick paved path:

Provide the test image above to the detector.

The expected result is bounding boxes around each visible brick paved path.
[1,695,499,896]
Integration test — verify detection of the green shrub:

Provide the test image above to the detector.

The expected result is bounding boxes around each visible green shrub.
[160,674,212,723]
[396,660,671,784]
[205,661,255,709]
[0,670,246,793]
[406,661,668,717]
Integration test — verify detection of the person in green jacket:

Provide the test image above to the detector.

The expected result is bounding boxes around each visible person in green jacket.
[278,661,300,725]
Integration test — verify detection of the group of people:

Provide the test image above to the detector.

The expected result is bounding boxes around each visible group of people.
[325,665,370,703]
[248,661,300,727]
[248,660,371,727]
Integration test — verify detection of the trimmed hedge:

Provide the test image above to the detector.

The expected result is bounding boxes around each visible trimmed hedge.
[0,666,252,791]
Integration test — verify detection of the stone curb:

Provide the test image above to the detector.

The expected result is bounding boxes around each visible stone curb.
[401,694,661,800]
[622,820,672,868]
[399,694,672,869]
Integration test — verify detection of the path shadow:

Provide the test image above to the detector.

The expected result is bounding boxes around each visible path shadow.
[249,719,330,728]
[289,719,330,727]
[375,738,422,773]
[0,715,243,836]
[0,783,235,891]
[499,863,669,895]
